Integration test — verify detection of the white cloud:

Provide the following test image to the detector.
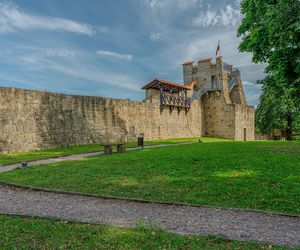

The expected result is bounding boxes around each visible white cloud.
[0,2,107,35]
[243,81,260,87]
[45,49,76,58]
[245,93,261,106]
[243,81,255,86]
[150,32,161,41]
[140,0,202,10]
[141,0,162,8]
[5,48,141,92]
[19,49,76,66]
[193,8,219,27]
[96,50,133,61]
[219,5,242,27]
[49,63,140,91]
[176,0,203,10]
[243,81,262,94]
[193,5,242,27]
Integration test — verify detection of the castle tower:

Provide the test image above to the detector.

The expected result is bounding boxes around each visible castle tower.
[196,58,214,92]
[215,56,231,103]
[181,56,254,141]
[182,57,229,100]
[182,61,194,84]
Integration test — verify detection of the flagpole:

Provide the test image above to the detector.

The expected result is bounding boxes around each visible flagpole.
[215,40,220,58]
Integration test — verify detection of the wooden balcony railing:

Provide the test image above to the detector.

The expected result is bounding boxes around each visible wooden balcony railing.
[160,92,192,109]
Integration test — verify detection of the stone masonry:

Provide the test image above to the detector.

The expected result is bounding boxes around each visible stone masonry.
[0,56,254,152]
[182,56,254,140]
[0,87,202,152]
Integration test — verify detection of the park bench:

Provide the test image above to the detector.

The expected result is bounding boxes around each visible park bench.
[101,143,126,154]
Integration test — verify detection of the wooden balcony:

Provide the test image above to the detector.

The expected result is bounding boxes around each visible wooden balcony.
[142,78,194,112]
[160,92,191,111]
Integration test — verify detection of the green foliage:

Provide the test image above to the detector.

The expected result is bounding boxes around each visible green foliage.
[1,142,299,215]
[0,215,282,249]
[255,76,300,138]
[293,114,300,140]
[237,0,300,140]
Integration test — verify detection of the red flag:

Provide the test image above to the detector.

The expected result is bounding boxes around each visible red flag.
[215,40,220,56]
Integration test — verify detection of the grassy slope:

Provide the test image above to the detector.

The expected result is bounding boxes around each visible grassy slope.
[0,137,225,166]
[0,215,284,249]
[0,141,299,214]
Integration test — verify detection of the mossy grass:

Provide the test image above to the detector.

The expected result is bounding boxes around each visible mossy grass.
[0,141,299,215]
[0,215,285,249]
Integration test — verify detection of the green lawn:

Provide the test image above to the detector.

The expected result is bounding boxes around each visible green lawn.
[0,144,101,166]
[0,137,225,166]
[0,215,284,249]
[1,141,299,214]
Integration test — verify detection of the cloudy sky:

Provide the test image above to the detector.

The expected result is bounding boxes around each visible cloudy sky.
[0,0,264,106]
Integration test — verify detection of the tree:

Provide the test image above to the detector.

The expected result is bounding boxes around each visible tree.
[255,76,299,139]
[237,0,300,140]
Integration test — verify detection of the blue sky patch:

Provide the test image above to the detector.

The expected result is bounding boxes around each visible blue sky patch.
[0,0,264,106]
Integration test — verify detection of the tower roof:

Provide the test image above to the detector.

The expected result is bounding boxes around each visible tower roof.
[142,79,195,93]
[182,61,193,66]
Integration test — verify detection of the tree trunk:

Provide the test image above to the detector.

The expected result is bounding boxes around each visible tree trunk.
[286,113,293,141]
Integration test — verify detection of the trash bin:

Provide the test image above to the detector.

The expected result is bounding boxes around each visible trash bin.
[137,133,144,149]
[20,162,28,170]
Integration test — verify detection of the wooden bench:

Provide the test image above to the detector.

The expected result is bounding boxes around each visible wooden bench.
[101,143,126,154]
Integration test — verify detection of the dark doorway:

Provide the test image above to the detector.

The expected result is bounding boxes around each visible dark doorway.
[244,128,247,141]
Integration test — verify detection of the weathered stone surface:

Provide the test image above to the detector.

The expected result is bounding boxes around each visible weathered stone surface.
[0,87,202,152]
[182,57,255,141]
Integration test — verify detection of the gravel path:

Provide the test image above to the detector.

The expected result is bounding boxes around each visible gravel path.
[0,142,194,173]
[0,184,299,248]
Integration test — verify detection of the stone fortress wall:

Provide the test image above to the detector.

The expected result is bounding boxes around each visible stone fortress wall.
[0,56,254,153]
[0,87,202,152]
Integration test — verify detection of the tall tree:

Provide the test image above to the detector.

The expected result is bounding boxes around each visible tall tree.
[237,0,300,140]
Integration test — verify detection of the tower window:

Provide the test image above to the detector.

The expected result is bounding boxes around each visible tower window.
[211,75,217,89]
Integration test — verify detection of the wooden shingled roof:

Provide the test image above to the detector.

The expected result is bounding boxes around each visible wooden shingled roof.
[142,79,195,93]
